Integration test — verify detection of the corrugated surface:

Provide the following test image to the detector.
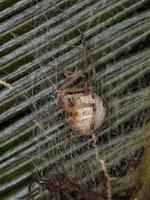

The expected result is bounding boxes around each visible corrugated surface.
[0,0,150,199]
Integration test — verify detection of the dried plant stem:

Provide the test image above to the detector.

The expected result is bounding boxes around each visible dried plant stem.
[0,80,13,89]
[92,133,112,200]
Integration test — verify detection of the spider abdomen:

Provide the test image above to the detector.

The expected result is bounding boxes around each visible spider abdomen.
[60,92,106,135]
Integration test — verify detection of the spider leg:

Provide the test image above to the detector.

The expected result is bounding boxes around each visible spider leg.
[75,20,96,92]
[54,4,89,90]
[58,68,89,95]
[90,54,97,90]
[83,79,88,95]
[81,38,97,91]
[60,87,85,95]
[57,69,76,78]
[58,72,86,91]
[80,34,89,68]
[54,3,97,92]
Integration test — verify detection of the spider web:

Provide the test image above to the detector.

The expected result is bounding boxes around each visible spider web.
[0,0,150,200]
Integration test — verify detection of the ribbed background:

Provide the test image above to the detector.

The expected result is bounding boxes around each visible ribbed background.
[0,0,150,199]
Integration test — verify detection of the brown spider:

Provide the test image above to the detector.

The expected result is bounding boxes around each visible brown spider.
[57,70,106,136]
[52,4,106,136]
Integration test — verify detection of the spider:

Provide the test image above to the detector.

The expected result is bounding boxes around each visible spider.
[52,5,106,136]
[57,69,106,136]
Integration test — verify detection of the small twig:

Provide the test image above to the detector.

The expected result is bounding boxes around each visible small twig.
[92,133,112,200]
[0,80,13,89]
